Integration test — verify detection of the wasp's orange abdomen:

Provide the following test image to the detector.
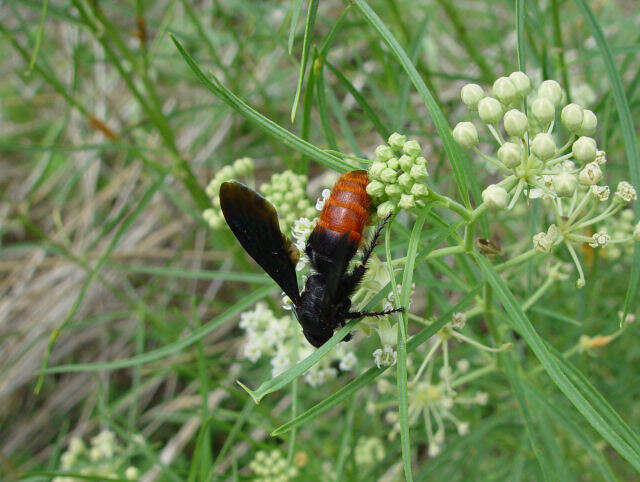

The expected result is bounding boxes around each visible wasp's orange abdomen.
[315,170,371,244]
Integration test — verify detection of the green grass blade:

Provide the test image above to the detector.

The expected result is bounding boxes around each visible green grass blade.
[572,0,640,323]
[515,0,526,72]
[170,34,356,173]
[287,0,305,54]
[112,263,271,283]
[39,286,272,374]
[324,60,390,140]
[315,59,339,151]
[291,0,319,122]
[351,0,472,207]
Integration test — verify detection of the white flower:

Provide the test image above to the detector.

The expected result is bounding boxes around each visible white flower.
[595,150,606,164]
[373,345,397,368]
[452,312,466,329]
[428,443,441,458]
[533,225,558,253]
[339,352,358,371]
[315,189,331,211]
[589,231,610,248]
[475,391,489,405]
[578,162,602,185]
[456,359,470,373]
[614,181,637,204]
[589,185,610,202]
[457,422,470,436]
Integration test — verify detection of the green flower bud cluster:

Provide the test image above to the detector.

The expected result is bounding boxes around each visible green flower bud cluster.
[248,449,299,481]
[367,132,429,217]
[53,431,139,482]
[260,170,317,234]
[204,157,255,229]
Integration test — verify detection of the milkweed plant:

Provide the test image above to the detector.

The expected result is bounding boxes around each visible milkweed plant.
[5,1,640,481]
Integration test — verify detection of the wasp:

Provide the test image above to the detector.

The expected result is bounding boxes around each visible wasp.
[220,170,401,347]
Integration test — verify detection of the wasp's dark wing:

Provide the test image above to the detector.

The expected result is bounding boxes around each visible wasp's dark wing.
[219,181,301,304]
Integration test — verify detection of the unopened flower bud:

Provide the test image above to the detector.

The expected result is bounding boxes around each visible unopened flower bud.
[509,71,531,96]
[410,183,429,197]
[503,109,528,137]
[561,103,584,132]
[493,76,517,104]
[530,97,555,124]
[531,133,556,160]
[403,139,421,157]
[478,97,504,124]
[572,136,597,162]
[369,161,387,180]
[388,132,407,151]
[614,181,637,204]
[397,172,413,189]
[498,142,522,168]
[414,156,427,166]
[386,157,399,170]
[375,145,394,162]
[398,194,416,210]
[398,154,413,172]
[377,201,396,218]
[461,83,485,110]
[553,172,577,197]
[410,163,428,180]
[452,122,479,148]
[385,184,402,198]
[380,168,398,183]
[579,162,602,185]
[538,80,563,106]
[579,109,597,136]
[366,180,385,198]
[482,184,509,210]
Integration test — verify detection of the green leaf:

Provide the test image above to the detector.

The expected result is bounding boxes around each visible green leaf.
[170,34,356,173]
